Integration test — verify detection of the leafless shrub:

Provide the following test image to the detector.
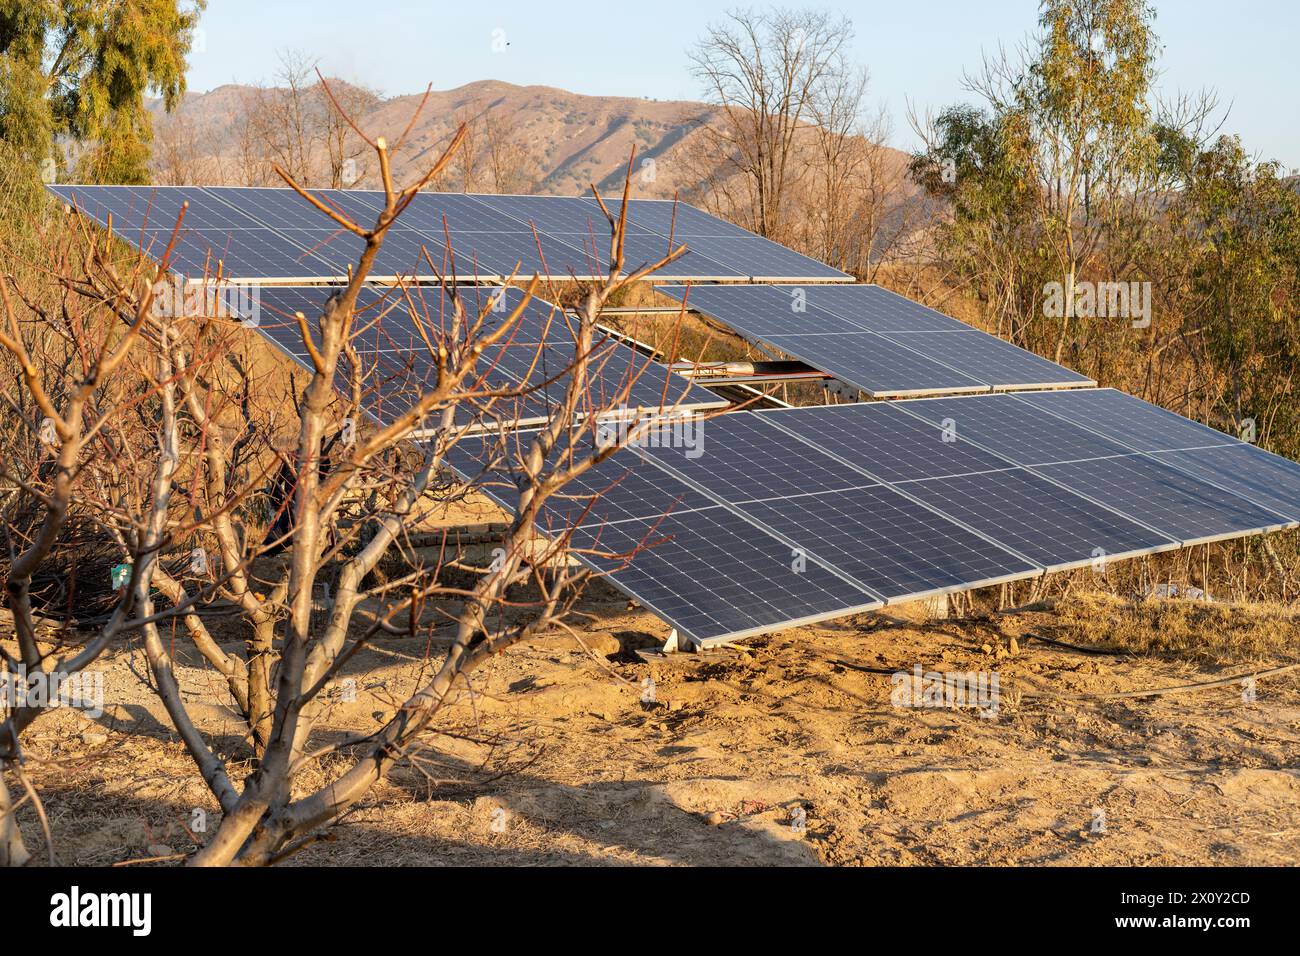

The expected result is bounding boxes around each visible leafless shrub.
[0,89,699,865]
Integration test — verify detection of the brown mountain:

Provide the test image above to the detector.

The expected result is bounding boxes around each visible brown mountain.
[150,78,914,203]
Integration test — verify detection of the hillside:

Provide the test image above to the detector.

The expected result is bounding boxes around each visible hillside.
[150,78,915,202]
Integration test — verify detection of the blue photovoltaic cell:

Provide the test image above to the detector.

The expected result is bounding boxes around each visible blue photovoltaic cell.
[442,431,881,642]
[758,402,1013,483]
[802,284,972,332]
[540,232,744,278]
[566,508,880,642]
[247,286,717,426]
[203,187,450,278]
[764,332,986,396]
[51,185,849,282]
[471,195,643,236]
[896,393,1132,465]
[1149,445,1300,522]
[1035,455,1291,545]
[474,196,749,275]
[401,192,546,233]
[881,330,1094,388]
[660,284,865,336]
[599,199,758,239]
[660,284,1087,391]
[48,185,338,279]
[442,431,716,530]
[899,467,1176,571]
[53,184,253,230]
[668,236,848,280]
[635,412,877,503]
[736,485,1038,602]
[1012,388,1239,453]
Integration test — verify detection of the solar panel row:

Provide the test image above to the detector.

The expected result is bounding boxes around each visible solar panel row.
[246,285,724,430]
[46,184,850,282]
[445,388,1300,645]
[657,283,1096,396]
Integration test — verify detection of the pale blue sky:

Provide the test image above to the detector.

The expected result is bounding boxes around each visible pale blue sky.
[186,0,1298,168]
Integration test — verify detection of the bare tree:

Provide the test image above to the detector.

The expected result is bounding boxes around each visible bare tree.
[687,7,855,242]
[482,111,533,193]
[252,50,321,185]
[152,113,218,185]
[322,79,382,188]
[1,89,699,865]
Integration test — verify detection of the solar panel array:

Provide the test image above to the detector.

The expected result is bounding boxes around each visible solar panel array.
[47,185,850,282]
[43,183,1300,649]
[245,285,724,429]
[658,283,1095,396]
[446,389,1300,645]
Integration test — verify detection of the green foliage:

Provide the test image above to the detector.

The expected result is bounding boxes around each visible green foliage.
[912,0,1300,454]
[0,0,203,184]
[1176,138,1300,454]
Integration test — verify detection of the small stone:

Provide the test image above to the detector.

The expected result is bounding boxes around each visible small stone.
[980,643,993,655]
[80,730,108,746]
[705,811,725,826]
[147,844,175,857]
[669,700,684,712]
[1008,636,1020,656]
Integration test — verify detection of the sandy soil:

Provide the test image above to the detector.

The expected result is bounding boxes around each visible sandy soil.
[12,583,1300,867]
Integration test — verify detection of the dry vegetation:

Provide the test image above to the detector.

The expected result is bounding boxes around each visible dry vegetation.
[10,572,1300,867]
[2,0,1298,869]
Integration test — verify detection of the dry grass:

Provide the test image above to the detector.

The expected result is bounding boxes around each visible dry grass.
[1046,591,1300,664]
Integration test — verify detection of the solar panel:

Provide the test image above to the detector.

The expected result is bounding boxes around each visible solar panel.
[896,393,1133,465]
[796,284,971,331]
[881,330,1094,389]
[757,402,1013,483]
[1012,388,1239,452]
[48,185,339,280]
[898,467,1177,571]
[736,485,1038,602]
[541,232,745,279]
[888,391,1298,545]
[470,195,643,236]
[53,184,254,230]
[247,286,722,428]
[1147,445,1300,522]
[443,431,716,530]
[1034,455,1292,545]
[660,284,866,335]
[566,508,880,642]
[598,199,759,239]
[666,236,848,281]
[203,187,451,279]
[755,400,1185,572]
[659,284,1090,393]
[439,387,1300,646]
[623,410,1040,602]
[764,332,987,397]
[51,185,850,283]
[631,411,877,503]
[442,428,882,643]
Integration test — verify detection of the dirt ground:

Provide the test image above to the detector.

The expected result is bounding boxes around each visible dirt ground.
[13,581,1300,867]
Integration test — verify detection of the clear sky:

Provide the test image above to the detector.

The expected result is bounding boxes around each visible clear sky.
[184,0,1299,169]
